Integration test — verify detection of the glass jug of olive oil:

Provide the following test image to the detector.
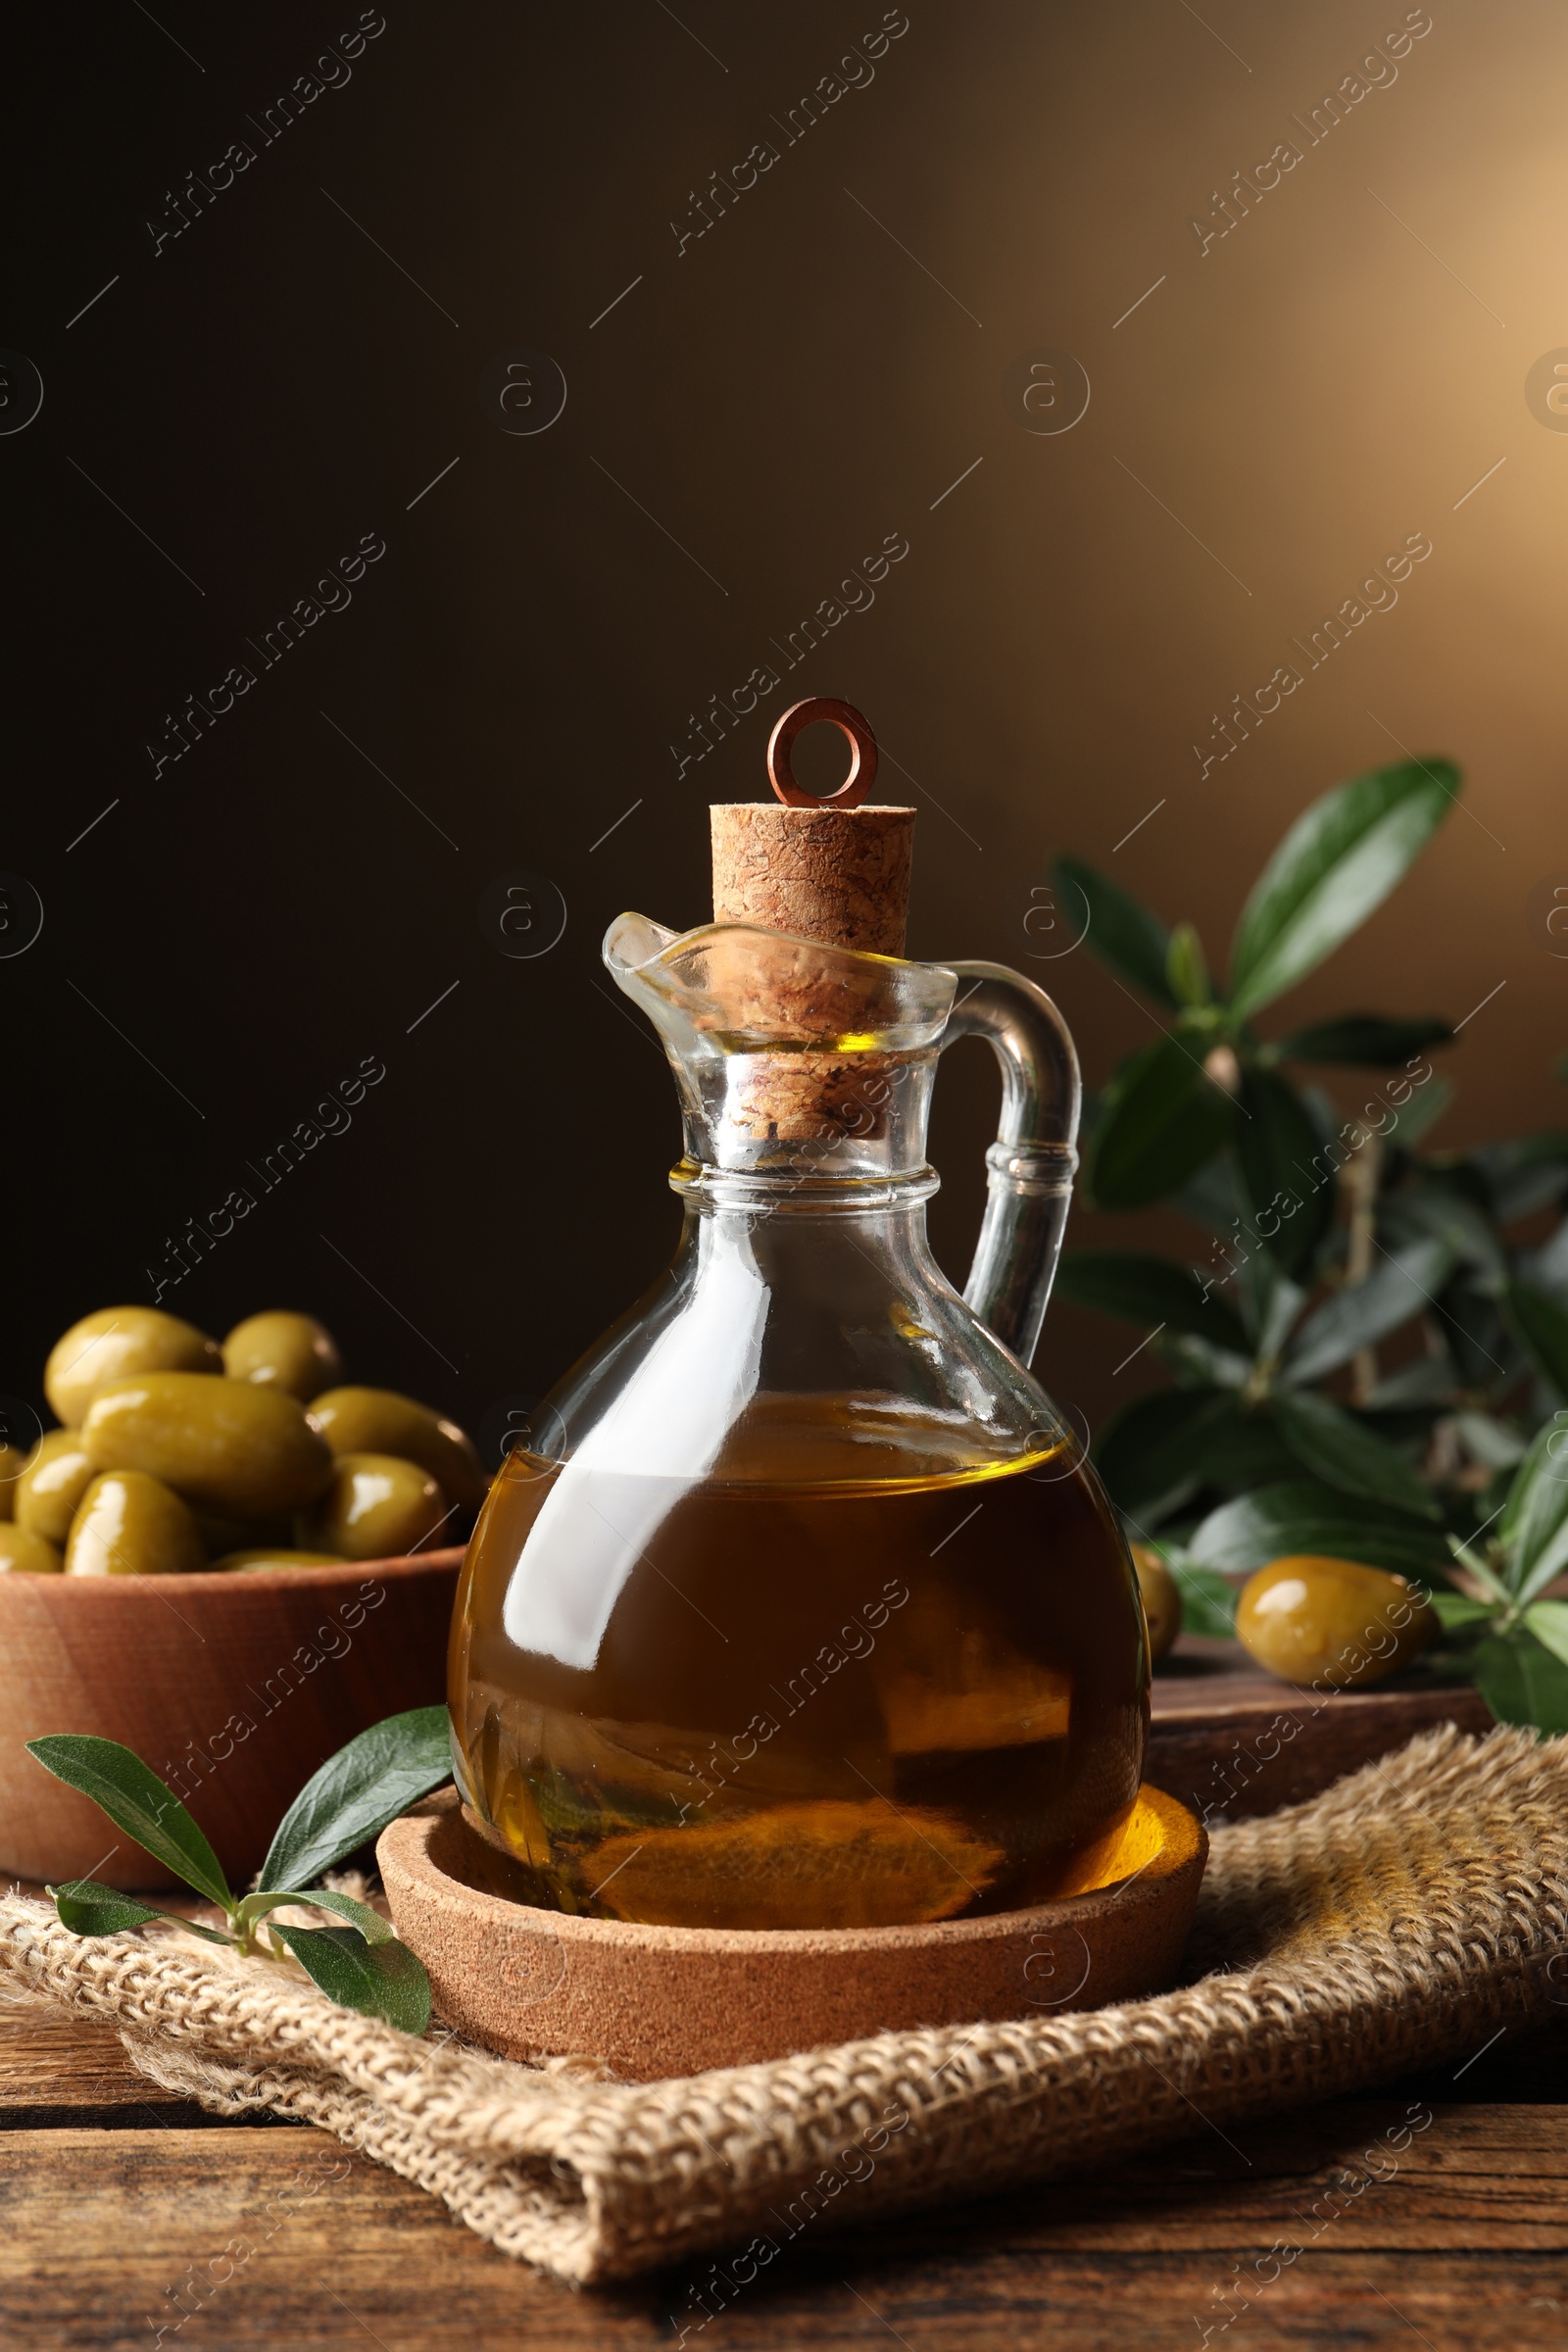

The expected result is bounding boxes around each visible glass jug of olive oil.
[451,714,1148,1932]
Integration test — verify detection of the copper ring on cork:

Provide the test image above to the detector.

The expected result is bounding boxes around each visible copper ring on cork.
[766,698,879,809]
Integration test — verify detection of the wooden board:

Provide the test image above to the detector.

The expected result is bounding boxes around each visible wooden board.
[1149,1637,1494,1822]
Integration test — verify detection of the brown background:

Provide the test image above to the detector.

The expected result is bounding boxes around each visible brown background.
[4,0,1564,1449]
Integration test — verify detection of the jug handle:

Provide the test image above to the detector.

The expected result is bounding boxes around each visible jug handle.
[939,962,1081,1366]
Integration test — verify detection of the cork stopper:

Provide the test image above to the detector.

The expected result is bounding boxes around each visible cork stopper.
[710,699,914,955]
[708,699,917,1143]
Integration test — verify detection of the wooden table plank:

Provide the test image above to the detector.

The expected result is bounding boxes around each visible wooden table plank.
[0,1996,292,2129]
[2,2100,1566,2349]
[8,1997,1566,2126]
[0,1880,359,2127]
[8,1973,1563,2131]
[1149,1639,1494,1822]
[0,2018,195,2130]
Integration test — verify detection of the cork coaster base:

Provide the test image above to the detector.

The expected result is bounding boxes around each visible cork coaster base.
[379,1786,1206,2082]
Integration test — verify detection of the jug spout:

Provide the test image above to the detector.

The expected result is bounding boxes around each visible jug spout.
[603,912,956,1056]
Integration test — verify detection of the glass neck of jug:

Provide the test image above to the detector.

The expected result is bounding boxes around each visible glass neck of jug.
[605,912,954,1207]
[604,914,1081,1362]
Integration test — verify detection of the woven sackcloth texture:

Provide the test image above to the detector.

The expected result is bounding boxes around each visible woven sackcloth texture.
[3,1723,1566,2284]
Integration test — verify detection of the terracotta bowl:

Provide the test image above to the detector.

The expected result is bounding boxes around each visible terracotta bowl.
[379,1784,1207,2081]
[0,1548,464,1890]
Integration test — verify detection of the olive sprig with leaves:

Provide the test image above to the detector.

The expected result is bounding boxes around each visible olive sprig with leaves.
[1047,748,1568,1732]
[27,1707,452,2033]
[1063,1218,1462,1541]
[1056,757,1460,1250]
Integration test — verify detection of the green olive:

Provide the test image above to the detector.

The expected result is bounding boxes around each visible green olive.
[15,1430,96,1546]
[66,1471,207,1577]
[45,1306,220,1428]
[308,1388,487,1513]
[298,1452,447,1560]
[1236,1554,1437,1690]
[0,1440,29,1521]
[222,1310,344,1402]
[82,1374,335,1518]
[211,1548,349,1573]
[1131,1543,1182,1662]
[0,1522,64,1574]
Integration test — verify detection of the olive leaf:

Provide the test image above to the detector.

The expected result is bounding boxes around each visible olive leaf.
[1084,1030,1235,1210]
[1521,1215,1568,1307]
[1165,921,1211,1009]
[1517,1527,1568,1613]
[1391,1188,1507,1294]
[1524,1600,1568,1671]
[1483,1135,1568,1224]
[271,1922,431,2035]
[1234,1068,1335,1277]
[1156,1333,1255,1391]
[1054,1250,1249,1353]
[1431,1593,1494,1634]
[258,1705,453,1897]
[1469,1629,1568,1737]
[1164,1556,1239,1639]
[1440,1269,1518,1395]
[1188,1481,1452,1577]
[26,1736,233,1909]
[240,1886,398,1943]
[1383,1074,1454,1153]
[47,1880,232,1944]
[1269,1390,1439,1520]
[1054,855,1176,1005]
[1505,1280,1568,1399]
[1272,1014,1453,1067]
[1498,1413,1568,1600]
[1096,1388,1233,1522]
[1363,1356,1455,1411]
[1445,1531,1511,1607]
[1164,1153,1247,1237]
[1452,1411,1528,1472]
[1280,1237,1452,1386]
[1181,1401,1301,1492]
[1248,1260,1308,1362]
[1227,759,1458,1023]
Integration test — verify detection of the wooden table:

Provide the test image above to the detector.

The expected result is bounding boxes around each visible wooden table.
[4,1646,1562,2349]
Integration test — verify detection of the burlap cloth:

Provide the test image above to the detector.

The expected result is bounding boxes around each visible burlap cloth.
[3,1723,1566,2286]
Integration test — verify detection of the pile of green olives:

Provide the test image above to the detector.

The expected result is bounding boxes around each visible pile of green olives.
[0,1305,487,1578]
